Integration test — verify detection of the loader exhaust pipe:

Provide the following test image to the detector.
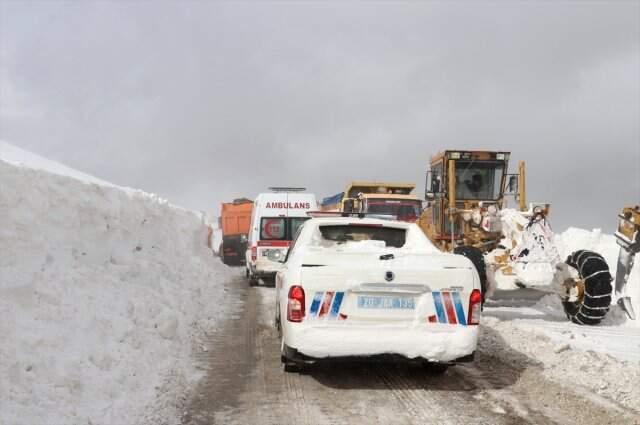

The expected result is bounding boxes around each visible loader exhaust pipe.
[518,161,526,212]
[448,159,456,251]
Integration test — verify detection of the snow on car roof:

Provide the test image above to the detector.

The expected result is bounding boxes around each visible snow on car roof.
[308,216,411,228]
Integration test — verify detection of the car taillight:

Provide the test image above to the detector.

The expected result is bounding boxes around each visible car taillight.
[251,246,257,262]
[468,289,482,325]
[287,285,305,322]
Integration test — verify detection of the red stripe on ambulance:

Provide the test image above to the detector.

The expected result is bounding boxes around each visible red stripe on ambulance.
[257,240,290,247]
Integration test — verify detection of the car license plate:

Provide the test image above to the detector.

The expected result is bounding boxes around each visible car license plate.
[357,296,415,310]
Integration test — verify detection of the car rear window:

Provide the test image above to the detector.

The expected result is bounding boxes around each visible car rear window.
[318,224,406,248]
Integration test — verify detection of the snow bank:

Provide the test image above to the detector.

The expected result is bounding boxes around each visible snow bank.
[0,148,232,424]
[481,315,640,413]
[483,221,640,412]
[0,140,113,187]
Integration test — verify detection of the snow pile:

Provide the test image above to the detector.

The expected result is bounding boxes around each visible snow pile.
[0,140,113,187]
[481,315,640,413]
[556,227,620,271]
[483,223,640,412]
[0,146,232,425]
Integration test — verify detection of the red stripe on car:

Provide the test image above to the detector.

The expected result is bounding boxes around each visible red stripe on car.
[319,291,335,317]
[442,291,458,324]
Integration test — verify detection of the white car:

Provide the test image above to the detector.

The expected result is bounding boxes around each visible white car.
[275,216,482,372]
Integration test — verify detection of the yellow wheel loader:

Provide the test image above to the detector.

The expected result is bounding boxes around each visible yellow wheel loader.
[417,150,615,325]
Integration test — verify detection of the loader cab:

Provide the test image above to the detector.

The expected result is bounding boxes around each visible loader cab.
[421,151,513,249]
[426,152,509,202]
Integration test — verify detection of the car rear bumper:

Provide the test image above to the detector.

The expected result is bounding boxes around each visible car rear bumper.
[283,323,479,363]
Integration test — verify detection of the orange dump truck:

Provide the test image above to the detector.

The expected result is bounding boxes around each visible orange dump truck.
[219,198,253,265]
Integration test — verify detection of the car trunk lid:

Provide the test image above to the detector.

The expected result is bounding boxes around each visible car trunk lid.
[300,251,476,325]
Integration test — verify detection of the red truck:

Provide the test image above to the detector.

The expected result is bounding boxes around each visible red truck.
[219,198,253,265]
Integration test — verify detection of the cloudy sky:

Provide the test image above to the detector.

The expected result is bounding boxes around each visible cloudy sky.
[1,1,638,231]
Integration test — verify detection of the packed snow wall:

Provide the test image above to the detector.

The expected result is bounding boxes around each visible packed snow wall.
[0,157,230,424]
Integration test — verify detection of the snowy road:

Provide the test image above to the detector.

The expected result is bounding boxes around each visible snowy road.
[181,271,639,425]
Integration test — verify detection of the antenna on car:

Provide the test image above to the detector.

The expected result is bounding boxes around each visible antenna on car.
[268,187,307,193]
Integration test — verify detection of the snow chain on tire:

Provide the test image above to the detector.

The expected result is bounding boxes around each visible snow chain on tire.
[453,246,487,303]
[562,250,613,325]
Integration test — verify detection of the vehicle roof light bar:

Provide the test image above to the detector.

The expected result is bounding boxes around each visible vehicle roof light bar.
[268,187,307,192]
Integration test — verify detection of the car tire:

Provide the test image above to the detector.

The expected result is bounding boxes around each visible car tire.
[562,250,612,325]
[283,361,302,373]
[275,304,282,337]
[247,270,258,287]
[280,340,301,373]
[423,362,448,375]
[453,246,487,302]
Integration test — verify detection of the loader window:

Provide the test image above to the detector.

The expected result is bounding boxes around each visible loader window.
[430,163,444,198]
[455,161,504,200]
[319,225,406,248]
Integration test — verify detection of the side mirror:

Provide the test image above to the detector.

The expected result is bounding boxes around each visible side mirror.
[508,175,518,193]
[431,178,441,195]
[425,171,439,200]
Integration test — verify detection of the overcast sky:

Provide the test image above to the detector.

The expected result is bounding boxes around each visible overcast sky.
[1,1,638,231]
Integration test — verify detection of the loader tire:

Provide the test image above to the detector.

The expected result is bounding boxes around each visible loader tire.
[562,250,613,325]
[454,246,487,302]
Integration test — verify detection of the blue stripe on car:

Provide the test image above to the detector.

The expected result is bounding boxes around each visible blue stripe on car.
[329,292,344,318]
[432,291,447,324]
[310,292,323,316]
[452,291,467,326]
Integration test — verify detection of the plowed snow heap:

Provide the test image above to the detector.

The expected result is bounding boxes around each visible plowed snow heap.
[0,141,230,425]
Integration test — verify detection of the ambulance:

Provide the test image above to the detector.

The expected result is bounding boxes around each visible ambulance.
[245,188,317,286]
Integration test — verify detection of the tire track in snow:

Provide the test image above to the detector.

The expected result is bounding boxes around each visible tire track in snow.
[182,277,256,425]
[372,364,446,424]
[456,358,640,425]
